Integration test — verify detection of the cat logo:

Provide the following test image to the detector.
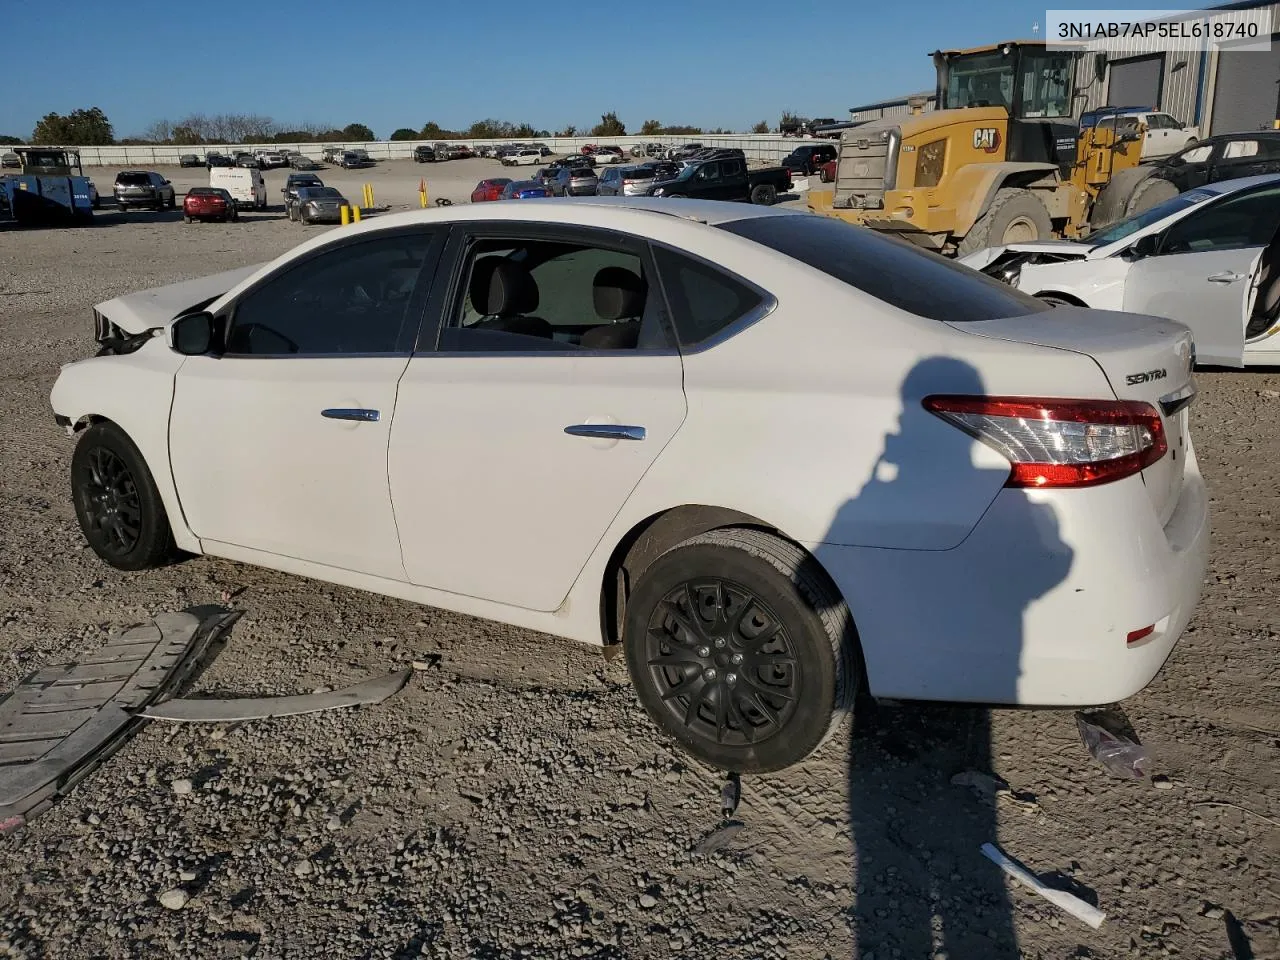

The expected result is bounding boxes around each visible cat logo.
[972,128,1001,153]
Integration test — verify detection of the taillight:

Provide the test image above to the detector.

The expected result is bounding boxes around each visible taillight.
[922,396,1167,488]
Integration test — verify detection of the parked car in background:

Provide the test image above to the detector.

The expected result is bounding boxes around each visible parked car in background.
[447,145,473,160]
[960,173,1280,367]
[182,187,238,223]
[433,142,452,160]
[782,142,838,176]
[289,186,349,223]
[499,179,551,199]
[592,146,624,164]
[179,154,201,168]
[534,143,553,156]
[114,171,176,212]
[205,152,234,169]
[233,152,258,169]
[54,199,1209,775]
[256,150,289,169]
[818,158,837,182]
[502,149,542,167]
[597,165,661,197]
[549,165,599,196]
[1099,131,1280,220]
[289,153,323,171]
[209,166,268,210]
[471,178,513,202]
[631,142,665,158]
[665,142,704,160]
[1081,107,1199,160]
[282,173,325,211]
[650,157,792,204]
[414,145,437,162]
[340,151,373,169]
[322,147,345,164]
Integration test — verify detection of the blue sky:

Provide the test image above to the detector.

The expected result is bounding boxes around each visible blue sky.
[4,0,1081,139]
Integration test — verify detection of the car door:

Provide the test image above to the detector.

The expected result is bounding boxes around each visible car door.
[388,223,687,612]
[168,227,445,579]
[1122,182,1280,366]
[1164,141,1215,191]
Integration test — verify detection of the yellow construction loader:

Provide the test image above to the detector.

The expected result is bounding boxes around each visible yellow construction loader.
[808,41,1144,255]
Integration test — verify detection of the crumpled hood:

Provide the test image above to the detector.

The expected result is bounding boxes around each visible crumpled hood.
[95,263,266,334]
[957,239,1090,270]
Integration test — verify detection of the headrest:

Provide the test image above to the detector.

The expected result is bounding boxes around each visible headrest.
[470,258,539,316]
[592,266,646,321]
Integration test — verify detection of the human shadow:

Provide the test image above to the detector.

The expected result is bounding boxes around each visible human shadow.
[812,357,1075,958]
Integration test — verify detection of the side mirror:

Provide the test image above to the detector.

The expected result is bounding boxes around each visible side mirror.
[171,311,217,356]
[1094,53,1107,83]
[1125,234,1160,260]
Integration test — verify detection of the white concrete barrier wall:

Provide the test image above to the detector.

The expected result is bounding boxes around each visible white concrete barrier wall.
[9,135,810,167]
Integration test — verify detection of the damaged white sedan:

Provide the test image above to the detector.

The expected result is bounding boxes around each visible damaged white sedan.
[51,198,1208,773]
[959,174,1280,367]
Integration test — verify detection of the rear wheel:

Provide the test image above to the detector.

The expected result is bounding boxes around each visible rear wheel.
[624,528,859,773]
[71,422,174,571]
[751,183,778,205]
[957,188,1053,255]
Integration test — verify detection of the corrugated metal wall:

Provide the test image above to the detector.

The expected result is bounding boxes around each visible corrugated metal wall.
[850,96,936,122]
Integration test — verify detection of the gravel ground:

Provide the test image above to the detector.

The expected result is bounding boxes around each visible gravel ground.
[0,200,1277,960]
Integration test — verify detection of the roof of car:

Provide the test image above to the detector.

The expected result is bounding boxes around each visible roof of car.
[1194,172,1280,195]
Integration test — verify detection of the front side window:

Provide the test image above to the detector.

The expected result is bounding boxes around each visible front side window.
[1159,184,1280,254]
[439,235,670,353]
[1169,143,1213,166]
[225,233,435,356]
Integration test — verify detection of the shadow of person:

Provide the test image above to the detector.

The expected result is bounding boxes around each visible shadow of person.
[813,357,1075,958]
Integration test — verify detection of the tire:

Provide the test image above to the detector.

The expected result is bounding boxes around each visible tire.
[71,421,174,571]
[819,167,831,183]
[957,188,1053,256]
[1125,176,1179,217]
[750,183,777,205]
[1089,165,1156,230]
[301,209,312,225]
[168,193,176,209]
[624,528,859,773]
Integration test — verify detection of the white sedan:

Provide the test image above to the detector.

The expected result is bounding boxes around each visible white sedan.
[959,174,1280,367]
[50,199,1208,773]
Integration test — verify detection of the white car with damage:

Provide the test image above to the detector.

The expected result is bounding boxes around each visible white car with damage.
[959,174,1280,367]
[50,198,1208,773]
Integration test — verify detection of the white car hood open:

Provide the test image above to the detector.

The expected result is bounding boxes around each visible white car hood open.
[95,263,266,334]
[958,239,1091,270]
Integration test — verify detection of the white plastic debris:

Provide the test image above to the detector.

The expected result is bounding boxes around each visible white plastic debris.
[981,842,1106,929]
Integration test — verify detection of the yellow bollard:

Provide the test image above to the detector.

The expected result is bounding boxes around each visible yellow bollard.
[419,189,427,208]
[352,204,362,223]
[365,183,375,208]
[340,205,350,226]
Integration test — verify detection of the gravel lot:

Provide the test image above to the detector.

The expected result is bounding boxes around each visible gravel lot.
[0,190,1277,960]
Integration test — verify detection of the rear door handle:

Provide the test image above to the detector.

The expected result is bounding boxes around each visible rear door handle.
[1207,271,1245,284]
[322,408,379,422]
[564,424,646,441]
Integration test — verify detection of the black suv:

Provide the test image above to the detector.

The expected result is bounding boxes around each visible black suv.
[1116,131,1280,218]
[414,145,437,162]
[114,171,175,212]
[781,143,838,176]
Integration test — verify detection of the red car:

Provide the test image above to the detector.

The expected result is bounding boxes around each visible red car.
[182,187,238,223]
[471,178,512,202]
[818,159,837,183]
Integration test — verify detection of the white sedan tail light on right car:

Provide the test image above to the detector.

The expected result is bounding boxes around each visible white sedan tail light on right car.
[924,396,1167,488]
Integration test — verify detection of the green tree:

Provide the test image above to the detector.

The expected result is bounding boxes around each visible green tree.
[751,120,770,134]
[0,134,23,145]
[640,119,663,135]
[341,122,376,141]
[32,107,114,145]
[390,127,419,141]
[590,112,626,137]
[272,130,314,143]
[420,121,460,139]
[555,125,578,138]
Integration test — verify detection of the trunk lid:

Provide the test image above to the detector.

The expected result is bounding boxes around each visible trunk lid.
[950,306,1196,527]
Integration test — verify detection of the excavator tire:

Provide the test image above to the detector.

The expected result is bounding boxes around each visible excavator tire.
[956,188,1052,256]
[1089,166,1157,230]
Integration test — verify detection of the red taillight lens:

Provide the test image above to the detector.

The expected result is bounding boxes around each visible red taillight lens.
[923,396,1167,488]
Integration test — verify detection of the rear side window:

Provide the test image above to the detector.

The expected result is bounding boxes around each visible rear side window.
[716,215,1050,322]
[652,246,765,347]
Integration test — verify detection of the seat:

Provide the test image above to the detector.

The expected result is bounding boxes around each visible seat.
[469,258,552,338]
[581,266,646,350]
[1247,227,1280,338]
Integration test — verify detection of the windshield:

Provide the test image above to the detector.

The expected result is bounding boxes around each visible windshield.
[943,51,1013,110]
[1084,187,1217,245]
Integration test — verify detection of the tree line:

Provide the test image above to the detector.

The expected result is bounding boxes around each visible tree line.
[4,107,785,147]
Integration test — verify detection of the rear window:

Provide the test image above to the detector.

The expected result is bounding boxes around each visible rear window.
[717,216,1050,323]
[187,187,218,196]
[624,168,655,180]
[116,172,151,185]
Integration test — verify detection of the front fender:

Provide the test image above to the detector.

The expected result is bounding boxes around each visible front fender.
[49,344,199,553]
[950,162,1059,236]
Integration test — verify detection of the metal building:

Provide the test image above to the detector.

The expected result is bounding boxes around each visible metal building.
[1078,0,1280,135]
[848,92,936,122]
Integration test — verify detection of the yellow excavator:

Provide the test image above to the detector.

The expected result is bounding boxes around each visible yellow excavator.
[808,41,1144,255]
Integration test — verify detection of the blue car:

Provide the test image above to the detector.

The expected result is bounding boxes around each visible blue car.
[499,180,550,199]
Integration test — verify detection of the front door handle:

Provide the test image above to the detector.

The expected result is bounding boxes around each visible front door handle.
[564,424,646,441]
[1207,271,1245,284]
[322,408,379,422]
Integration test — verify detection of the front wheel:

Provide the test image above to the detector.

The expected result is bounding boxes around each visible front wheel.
[956,188,1052,256]
[624,528,859,773]
[71,421,175,571]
